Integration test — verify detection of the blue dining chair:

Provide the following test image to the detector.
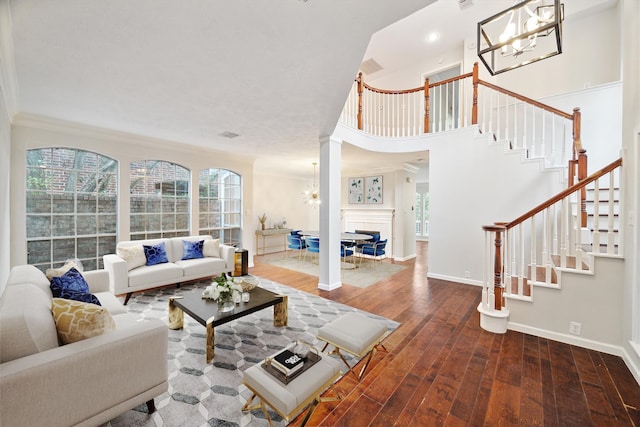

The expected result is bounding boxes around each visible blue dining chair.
[305,237,320,263]
[360,239,387,268]
[286,234,306,261]
[340,242,354,263]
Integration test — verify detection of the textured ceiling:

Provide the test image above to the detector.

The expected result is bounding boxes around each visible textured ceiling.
[8,0,435,178]
[6,0,611,181]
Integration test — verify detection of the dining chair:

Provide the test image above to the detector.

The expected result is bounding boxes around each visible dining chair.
[305,237,320,263]
[359,239,387,269]
[286,234,307,261]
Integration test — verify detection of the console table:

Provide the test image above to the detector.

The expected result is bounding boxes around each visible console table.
[255,228,292,255]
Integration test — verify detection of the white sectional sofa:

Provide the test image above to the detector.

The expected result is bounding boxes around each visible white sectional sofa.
[0,265,168,427]
[104,235,235,304]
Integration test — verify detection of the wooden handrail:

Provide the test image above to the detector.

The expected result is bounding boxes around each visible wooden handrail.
[505,158,622,229]
[361,83,424,95]
[477,79,573,120]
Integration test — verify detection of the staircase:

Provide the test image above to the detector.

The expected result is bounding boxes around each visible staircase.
[336,62,626,348]
[478,158,625,345]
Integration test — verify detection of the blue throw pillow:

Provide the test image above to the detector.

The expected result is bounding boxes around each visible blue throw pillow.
[50,267,90,293]
[182,240,204,260]
[50,283,101,306]
[143,242,169,266]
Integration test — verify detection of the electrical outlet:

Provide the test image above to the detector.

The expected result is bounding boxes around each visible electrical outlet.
[464,271,470,278]
[569,321,582,335]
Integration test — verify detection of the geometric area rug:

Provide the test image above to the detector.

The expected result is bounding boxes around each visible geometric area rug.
[101,278,400,427]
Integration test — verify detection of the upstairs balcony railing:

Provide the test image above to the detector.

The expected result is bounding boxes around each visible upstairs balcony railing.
[339,62,588,213]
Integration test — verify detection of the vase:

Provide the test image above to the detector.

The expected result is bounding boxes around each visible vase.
[219,298,235,313]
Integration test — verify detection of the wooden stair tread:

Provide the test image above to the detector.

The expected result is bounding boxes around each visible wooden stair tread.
[551,254,590,270]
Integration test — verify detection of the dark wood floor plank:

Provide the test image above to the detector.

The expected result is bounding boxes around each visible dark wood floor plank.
[483,380,521,426]
[250,242,640,427]
[548,340,593,425]
[520,334,544,426]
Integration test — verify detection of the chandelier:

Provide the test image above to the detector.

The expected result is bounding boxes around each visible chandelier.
[302,162,321,207]
[477,0,564,75]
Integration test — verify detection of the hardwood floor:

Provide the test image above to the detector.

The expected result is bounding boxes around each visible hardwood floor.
[250,241,640,426]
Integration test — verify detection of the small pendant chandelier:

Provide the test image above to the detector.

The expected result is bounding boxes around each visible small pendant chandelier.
[303,162,321,207]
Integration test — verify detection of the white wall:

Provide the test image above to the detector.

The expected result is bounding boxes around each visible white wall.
[493,5,620,100]
[10,114,256,266]
[369,5,620,105]
[540,82,623,171]
[427,127,566,285]
[253,172,319,256]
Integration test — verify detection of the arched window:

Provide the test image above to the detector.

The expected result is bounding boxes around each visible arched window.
[130,160,190,240]
[199,168,241,246]
[26,148,118,271]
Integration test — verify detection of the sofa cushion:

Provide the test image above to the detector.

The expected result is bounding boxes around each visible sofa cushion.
[182,239,204,260]
[50,267,90,293]
[51,298,116,345]
[0,284,59,363]
[128,263,183,287]
[144,242,169,266]
[175,257,226,279]
[203,238,221,258]
[45,261,81,280]
[116,244,147,271]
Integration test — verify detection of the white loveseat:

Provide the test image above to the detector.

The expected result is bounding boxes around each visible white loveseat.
[0,265,168,427]
[103,235,235,303]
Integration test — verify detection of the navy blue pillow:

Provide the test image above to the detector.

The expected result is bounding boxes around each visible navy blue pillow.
[144,242,169,266]
[50,267,90,293]
[50,283,101,306]
[182,240,204,260]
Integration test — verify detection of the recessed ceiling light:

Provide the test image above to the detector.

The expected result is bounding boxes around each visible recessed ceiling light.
[426,32,440,43]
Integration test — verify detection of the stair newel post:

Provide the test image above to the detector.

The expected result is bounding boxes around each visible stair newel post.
[472,62,479,126]
[483,224,506,311]
[424,77,430,133]
[357,72,364,131]
[572,107,588,227]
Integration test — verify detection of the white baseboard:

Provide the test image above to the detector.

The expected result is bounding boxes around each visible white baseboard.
[427,272,483,287]
[623,343,640,386]
[508,321,623,356]
[393,254,416,262]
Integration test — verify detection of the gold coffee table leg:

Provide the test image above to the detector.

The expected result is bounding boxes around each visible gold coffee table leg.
[273,295,288,327]
[206,316,215,363]
[168,296,184,329]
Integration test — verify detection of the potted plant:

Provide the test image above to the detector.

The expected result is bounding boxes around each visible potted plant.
[258,213,267,230]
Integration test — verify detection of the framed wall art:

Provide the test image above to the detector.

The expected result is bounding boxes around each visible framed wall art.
[348,177,364,204]
[365,175,383,204]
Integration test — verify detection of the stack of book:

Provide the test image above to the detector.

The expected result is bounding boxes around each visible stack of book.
[270,349,304,376]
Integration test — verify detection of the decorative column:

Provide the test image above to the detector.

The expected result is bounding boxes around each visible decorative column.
[318,135,342,291]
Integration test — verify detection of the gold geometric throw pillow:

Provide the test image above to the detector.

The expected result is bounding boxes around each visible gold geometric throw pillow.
[51,298,116,345]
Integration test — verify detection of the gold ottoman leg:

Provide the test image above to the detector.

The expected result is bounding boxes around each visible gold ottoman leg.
[273,295,288,326]
[168,296,184,329]
[206,316,215,363]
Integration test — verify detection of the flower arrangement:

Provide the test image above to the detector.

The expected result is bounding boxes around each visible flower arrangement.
[202,273,243,303]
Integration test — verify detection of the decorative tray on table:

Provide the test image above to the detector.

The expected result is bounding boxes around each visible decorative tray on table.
[261,341,321,385]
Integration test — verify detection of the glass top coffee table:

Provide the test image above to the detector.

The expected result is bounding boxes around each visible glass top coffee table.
[168,286,288,363]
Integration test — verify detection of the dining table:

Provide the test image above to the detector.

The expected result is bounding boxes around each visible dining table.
[298,231,373,269]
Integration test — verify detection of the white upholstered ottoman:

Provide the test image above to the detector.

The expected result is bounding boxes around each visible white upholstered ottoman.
[241,354,342,426]
[316,311,389,380]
